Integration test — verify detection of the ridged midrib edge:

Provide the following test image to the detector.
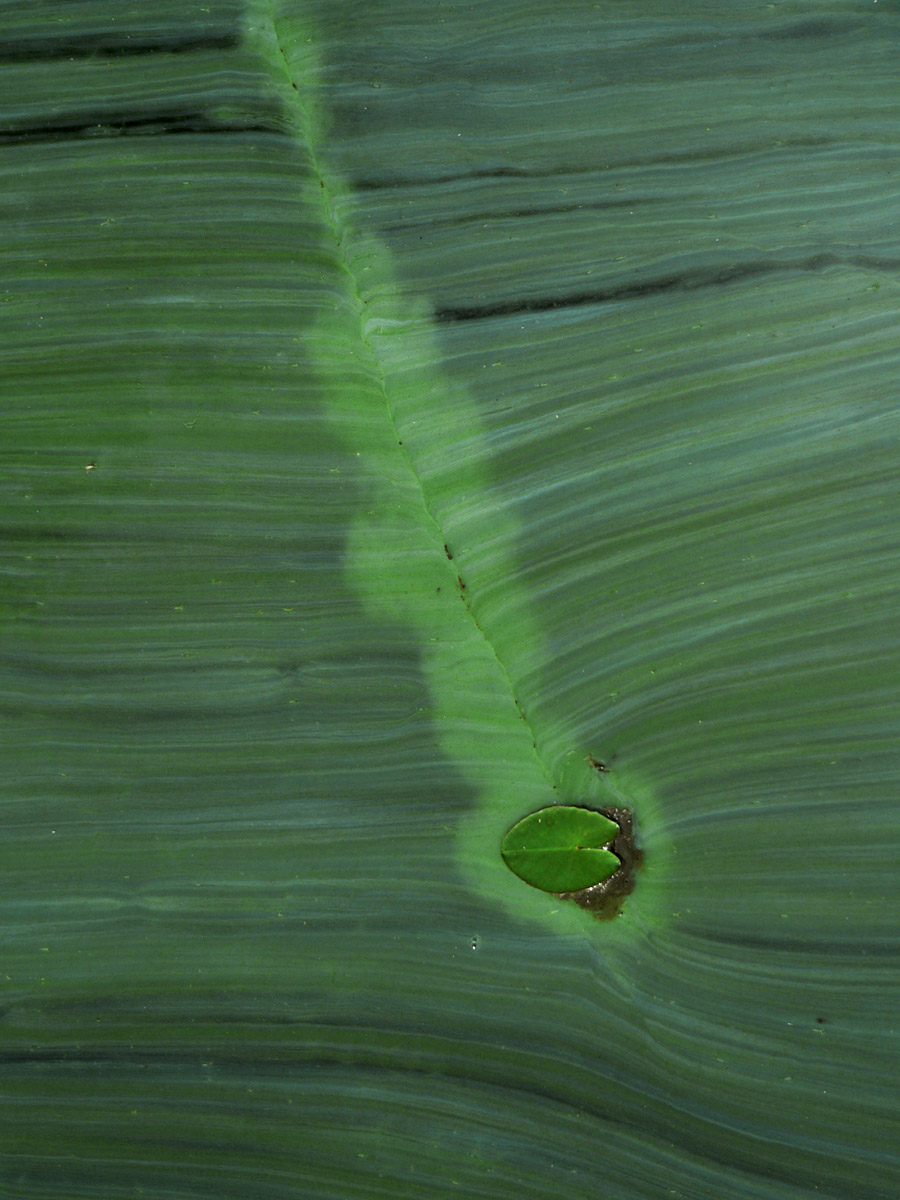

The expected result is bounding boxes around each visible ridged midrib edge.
[259,3,559,799]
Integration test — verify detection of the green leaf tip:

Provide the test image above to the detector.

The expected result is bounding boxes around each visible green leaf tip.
[501,805,622,894]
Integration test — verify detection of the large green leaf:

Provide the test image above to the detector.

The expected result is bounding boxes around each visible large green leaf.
[3,2,899,1198]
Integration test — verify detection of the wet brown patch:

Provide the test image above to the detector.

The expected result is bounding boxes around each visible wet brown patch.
[556,805,642,920]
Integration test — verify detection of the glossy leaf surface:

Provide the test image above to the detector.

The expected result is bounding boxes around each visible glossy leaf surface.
[501,806,621,893]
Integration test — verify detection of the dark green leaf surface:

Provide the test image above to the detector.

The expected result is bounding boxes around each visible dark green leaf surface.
[501,806,621,893]
[2,2,899,1199]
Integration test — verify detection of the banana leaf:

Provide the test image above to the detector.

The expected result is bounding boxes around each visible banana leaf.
[2,2,898,1197]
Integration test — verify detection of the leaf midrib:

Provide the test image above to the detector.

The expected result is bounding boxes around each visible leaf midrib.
[255,0,560,797]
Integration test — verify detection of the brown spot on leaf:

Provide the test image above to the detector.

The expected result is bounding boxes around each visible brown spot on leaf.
[557,806,642,920]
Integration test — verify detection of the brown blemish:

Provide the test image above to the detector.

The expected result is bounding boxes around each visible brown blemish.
[444,543,453,560]
[556,806,643,921]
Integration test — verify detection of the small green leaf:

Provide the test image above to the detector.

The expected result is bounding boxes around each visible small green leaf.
[501,806,621,894]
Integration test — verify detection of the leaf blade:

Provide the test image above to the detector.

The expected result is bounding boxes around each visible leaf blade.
[501,806,621,893]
